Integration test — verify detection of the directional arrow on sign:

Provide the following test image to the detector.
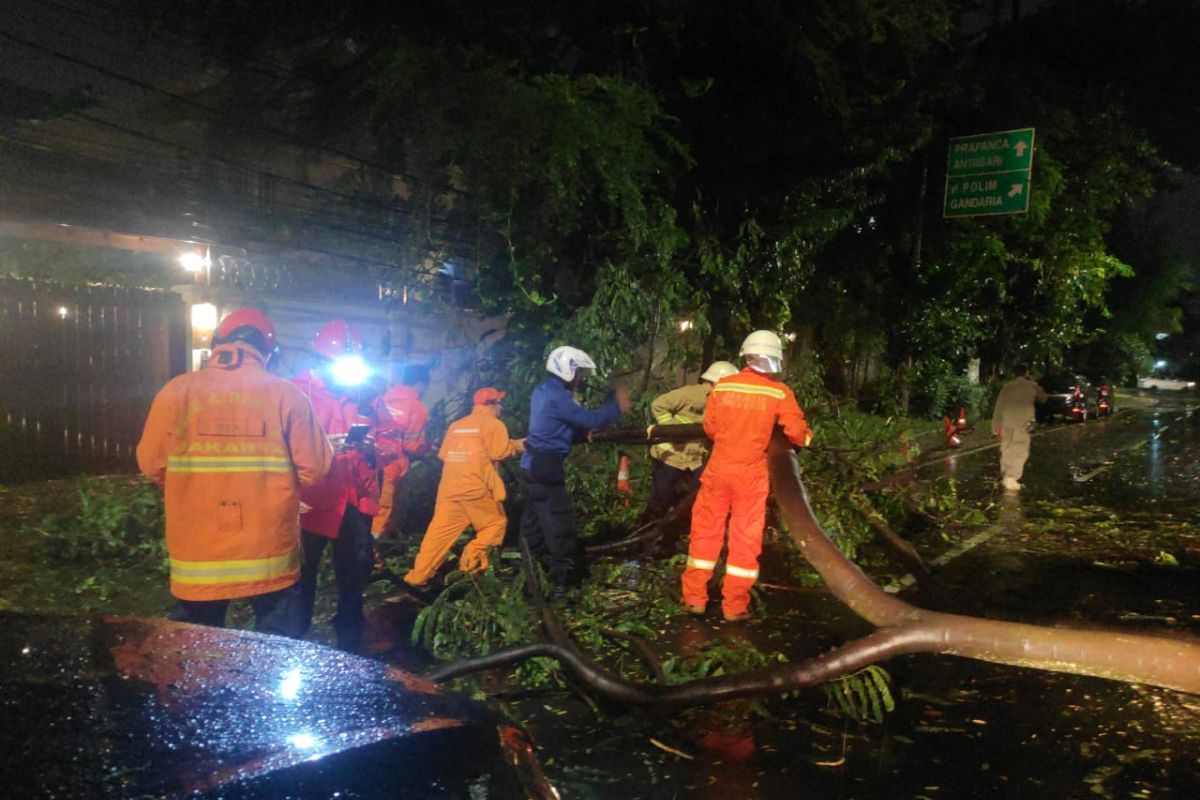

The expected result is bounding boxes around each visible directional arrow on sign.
[944,128,1035,217]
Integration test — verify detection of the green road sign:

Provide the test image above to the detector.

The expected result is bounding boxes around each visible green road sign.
[944,127,1035,218]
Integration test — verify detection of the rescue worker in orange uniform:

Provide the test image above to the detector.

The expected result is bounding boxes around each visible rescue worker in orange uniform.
[136,308,332,635]
[681,330,812,622]
[372,363,431,539]
[404,387,525,587]
[639,360,739,527]
[292,319,388,652]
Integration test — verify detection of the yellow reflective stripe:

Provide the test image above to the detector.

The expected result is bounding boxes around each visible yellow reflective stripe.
[686,556,717,571]
[170,549,300,585]
[168,456,293,473]
[725,563,759,579]
[653,413,675,424]
[712,383,785,399]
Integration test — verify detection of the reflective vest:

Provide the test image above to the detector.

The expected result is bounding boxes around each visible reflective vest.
[649,383,712,471]
[136,343,333,601]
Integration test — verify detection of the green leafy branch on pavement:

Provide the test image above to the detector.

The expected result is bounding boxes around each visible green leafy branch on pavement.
[32,477,166,565]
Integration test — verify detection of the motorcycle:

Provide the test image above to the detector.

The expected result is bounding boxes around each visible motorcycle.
[1096,384,1115,417]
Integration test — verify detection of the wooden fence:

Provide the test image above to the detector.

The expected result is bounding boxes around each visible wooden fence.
[0,277,186,482]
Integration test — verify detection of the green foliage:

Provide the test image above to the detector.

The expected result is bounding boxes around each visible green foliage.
[411,556,545,672]
[907,358,986,421]
[822,665,895,724]
[32,477,166,565]
[0,240,178,288]
[563,446,647,540]
[661,638,782,684]
[798,410,921,560]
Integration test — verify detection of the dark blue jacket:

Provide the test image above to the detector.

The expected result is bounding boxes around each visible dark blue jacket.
[520,378,622,469]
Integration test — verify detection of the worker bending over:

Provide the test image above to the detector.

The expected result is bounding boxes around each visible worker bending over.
[405,387,525,587]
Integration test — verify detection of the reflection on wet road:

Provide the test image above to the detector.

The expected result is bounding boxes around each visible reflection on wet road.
[517,397,1200,799]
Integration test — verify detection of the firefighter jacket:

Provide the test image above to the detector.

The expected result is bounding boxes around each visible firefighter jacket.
[991,375,1048,431]
[702,367,812,478]
[649,383,712,471]
[291,369,386,538]
[136,342,333,601]
[436,403,520,503]
[520,378,622,469]
[376,384,430,472]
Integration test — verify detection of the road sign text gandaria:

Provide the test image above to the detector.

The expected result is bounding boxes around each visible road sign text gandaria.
[943,128,1035,218]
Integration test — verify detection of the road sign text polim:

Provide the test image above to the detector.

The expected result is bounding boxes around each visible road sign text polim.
[943,128,1035,218]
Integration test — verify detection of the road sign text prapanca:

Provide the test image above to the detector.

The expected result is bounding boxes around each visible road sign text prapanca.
[944,128,1035,218]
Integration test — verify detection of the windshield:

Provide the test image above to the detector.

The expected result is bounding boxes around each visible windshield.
[1040,376,1080,393]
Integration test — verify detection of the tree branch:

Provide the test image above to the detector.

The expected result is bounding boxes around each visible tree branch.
[427,431,1200,707]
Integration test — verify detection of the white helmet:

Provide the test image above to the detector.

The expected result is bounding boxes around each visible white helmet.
[700,360,738,383]
[740,330,784,360]
[546,345,597,382]
[740,330,784,374]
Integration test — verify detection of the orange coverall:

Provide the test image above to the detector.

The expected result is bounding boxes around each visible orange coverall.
[373,384,430,536]
[681,367,812,617]
[405,402,520,585]
[136,343,333,601]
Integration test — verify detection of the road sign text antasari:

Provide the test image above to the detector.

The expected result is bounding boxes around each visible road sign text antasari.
[944,128,1035,218]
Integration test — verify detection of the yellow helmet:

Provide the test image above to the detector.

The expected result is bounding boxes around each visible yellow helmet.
[700,360,738,383]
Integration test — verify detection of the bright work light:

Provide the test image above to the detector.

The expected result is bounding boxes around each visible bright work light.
[179,251,209,272]
[331,354,370,386]
[191,303,218,332]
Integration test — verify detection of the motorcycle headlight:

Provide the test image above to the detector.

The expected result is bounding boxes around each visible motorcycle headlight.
[331,354,370,387]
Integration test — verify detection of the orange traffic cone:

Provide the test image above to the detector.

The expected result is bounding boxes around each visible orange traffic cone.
[956,407,971,433]
[616,452,631,506]
[942,416,961,448]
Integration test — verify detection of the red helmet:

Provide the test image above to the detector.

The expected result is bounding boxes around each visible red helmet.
[311,319,362,360]
[213,307,277,355]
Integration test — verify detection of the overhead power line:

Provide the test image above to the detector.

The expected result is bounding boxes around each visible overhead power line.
[0,124,482,276]
[0,25,447,192]
[0,130,486,280]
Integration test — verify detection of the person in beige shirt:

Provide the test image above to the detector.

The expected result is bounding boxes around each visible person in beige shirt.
[991,363,1048,492]
[638,361,739,526]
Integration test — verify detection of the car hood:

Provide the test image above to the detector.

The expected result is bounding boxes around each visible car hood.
[0,611,553,799]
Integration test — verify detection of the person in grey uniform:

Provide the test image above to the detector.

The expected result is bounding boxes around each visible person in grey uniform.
[991,363,1048,491]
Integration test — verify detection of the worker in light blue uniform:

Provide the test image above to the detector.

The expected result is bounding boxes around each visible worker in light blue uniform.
[520,345,631,589]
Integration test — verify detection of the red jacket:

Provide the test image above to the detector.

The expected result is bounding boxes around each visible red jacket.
[137,343,333,600]
[291,370,387,538]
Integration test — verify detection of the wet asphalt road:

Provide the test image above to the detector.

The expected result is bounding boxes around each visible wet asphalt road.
[514,395,1200,800]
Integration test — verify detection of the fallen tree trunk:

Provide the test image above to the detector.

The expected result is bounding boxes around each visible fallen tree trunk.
[765,435,1200,693]
[430,432,1200,705]
[588,424,931,580]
